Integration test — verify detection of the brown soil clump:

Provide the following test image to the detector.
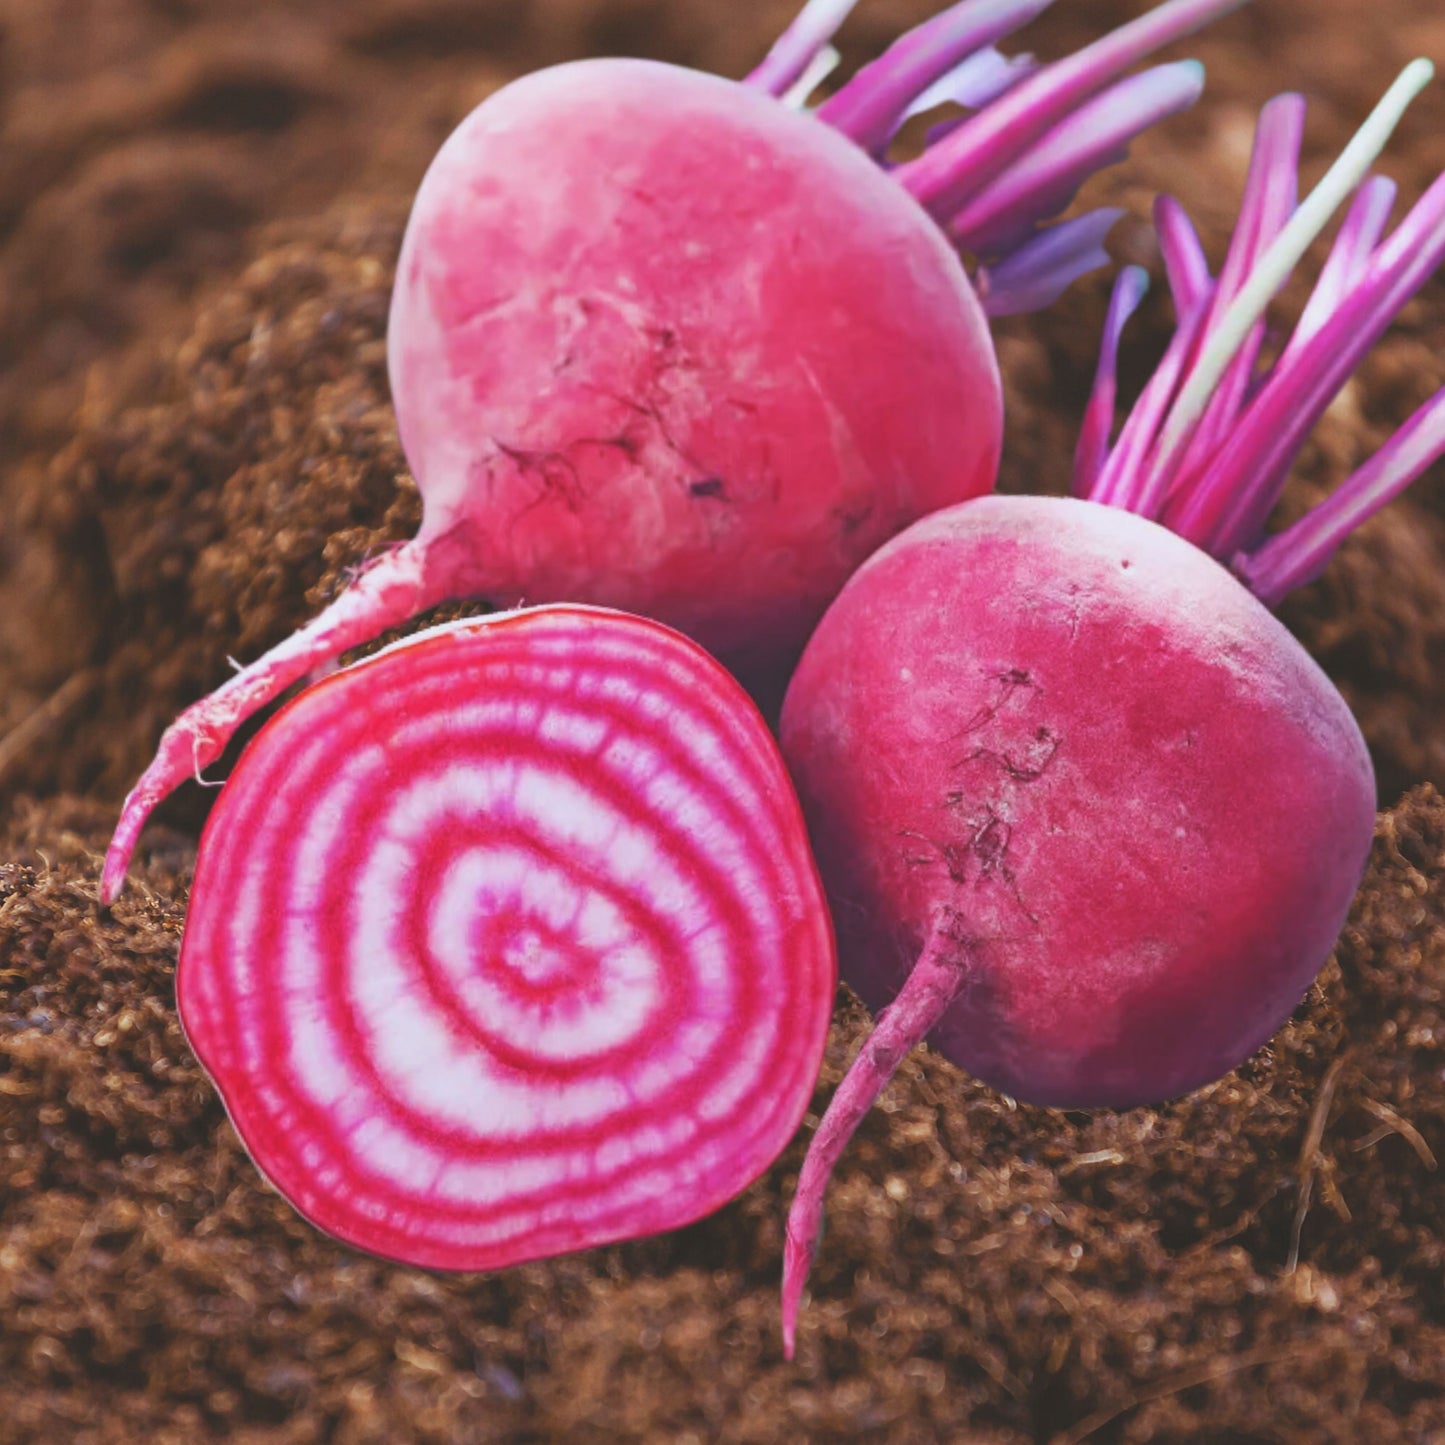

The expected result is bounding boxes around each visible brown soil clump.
[6,207,418,810]
[3,0,1445,1439]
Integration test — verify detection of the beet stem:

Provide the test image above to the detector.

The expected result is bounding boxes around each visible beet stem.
[779,45,844,110]
[781,924,972,1359]
[101,537,453,904]
[976,206,1122,318]
[1146,60,1432,500]
[897,0,1252,222]
[1153,94,1304,526]
[745,0,862,98]
[1075,266,1150,498]
[1237,383,1445,605]
[816,0,1054,153]
[950,61,1204,257]
[1183,169,1445,559]
[1154,194,1211,318]
[1283,175,1397,360]
[907,45,1040,128]
[1089,62,1445,564]
[1092,299,1206,512]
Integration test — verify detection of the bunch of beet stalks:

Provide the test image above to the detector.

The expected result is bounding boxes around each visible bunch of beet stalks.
[96,0,1445,1358]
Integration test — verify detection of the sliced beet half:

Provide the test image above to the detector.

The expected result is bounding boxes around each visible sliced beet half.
[177,605,836,1270]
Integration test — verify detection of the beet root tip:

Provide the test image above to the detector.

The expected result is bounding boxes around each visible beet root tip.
[101,539,450,901]
[780,925,971,1357]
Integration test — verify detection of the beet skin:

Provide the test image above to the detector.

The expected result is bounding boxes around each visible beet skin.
[780,494,1377,1109]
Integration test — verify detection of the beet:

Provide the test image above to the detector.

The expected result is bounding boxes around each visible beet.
[102,0,1253,901]
[177,605,836,1269]
[776,63,1445,1354]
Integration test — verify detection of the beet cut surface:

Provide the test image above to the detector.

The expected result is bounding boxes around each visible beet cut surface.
[177,606,834,1271]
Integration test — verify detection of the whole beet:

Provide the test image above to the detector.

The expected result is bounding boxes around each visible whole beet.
[387,57,998,682]
[781,495,1374,1111]
[103,0,1251,901]
[777,69,1445,1356]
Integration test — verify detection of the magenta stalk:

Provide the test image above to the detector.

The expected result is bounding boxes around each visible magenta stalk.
[1073,60,1445,602]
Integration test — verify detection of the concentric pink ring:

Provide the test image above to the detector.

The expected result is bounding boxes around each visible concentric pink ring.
[178,606,836,1269]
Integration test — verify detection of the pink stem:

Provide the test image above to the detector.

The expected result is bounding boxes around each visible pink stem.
[1237,382,1445,606]
[897,0,1252,221]
[781,925,973,1359]
[1162,96,1303,515]
[816,0,1054,152]
[745,0,861,98]
[1205,96,1305,315]
[1155,194,1211,318]
[951,60,1204,257]
[101,535,457,904]
[976,206,1121,318]
[908,46,1040,130]
[1144,93,1304,530]
[1095,297,1209,513]
[1184,167,1445,560]
[1075,266,1150,499]
[1283,174,1396,360]
[1091,196,1215,512]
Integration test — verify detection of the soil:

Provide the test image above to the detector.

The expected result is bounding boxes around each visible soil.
[2,0,1444,1439]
